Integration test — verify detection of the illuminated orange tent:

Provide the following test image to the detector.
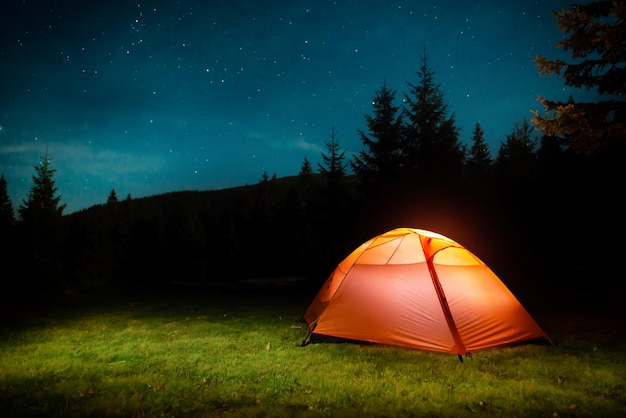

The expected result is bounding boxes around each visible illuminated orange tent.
[302,228,549,357]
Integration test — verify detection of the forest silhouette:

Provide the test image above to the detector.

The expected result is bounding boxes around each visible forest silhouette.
[1,118,622,313]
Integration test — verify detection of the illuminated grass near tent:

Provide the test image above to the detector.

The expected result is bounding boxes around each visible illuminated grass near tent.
[0,287,624,417]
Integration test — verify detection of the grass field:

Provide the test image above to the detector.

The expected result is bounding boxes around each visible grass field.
[0,281,624,417]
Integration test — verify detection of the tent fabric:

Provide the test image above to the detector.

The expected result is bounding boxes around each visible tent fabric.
[303,228,548,355]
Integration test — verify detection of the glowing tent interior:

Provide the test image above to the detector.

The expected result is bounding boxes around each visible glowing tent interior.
[302,228,549,356]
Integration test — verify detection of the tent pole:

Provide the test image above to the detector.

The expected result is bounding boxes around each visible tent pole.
[426,257,467,356]
[301,321,319,346]
[419,235,467,356]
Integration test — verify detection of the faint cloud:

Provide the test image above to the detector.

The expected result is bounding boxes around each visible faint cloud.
[55,143,166,177]
[293,136,324,154]
[263,134,324,154]
[3,142,165,177]
[0,144,33,154]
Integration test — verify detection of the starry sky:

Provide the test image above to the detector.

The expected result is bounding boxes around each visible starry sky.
[0,0,596,214]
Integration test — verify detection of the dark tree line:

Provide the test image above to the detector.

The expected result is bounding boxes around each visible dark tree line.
[0,1,623,304]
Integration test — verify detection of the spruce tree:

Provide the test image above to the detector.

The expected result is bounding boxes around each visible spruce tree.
[0,174,14,230]
[403,51,465,172]
[495,119,537,180]
[0,174,15,267]
[466,122,492,176]
[18,149,66,222]
[299,156,313,177]
[17,149,67,293]
[107,189,119,204]
[351,81,404,183]
[532,0,626,153]
[298,156,314,191]
[318,127,348,184]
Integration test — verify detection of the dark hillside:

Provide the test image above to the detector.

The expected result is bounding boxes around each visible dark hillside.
[61,174,360,290]
[8,160,620,318]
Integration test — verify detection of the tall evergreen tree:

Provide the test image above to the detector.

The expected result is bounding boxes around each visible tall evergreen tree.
[18,149,66,222]
[317,128,353,267]
[0,174,15,270]
[296,156,315,205]
[299,156,313,177]
[466,122,492,176]
[295,155,315,211]
[351,81,404,183]
[0,174,14,231]
[17,149,67,293]
[107,189,119,204]
[403,51,465,172]
[494,119,537,180]
[318,127,348,184]
[532,0,626,153]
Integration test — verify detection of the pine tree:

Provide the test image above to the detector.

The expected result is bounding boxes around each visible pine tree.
[495,119,537,180]
[18,149,66,222]
[0,174,14,230]
[318,127,348,183]
[17,149,67,293]
[299,156,313,176]
[403,51,465,171]
[351,81,404,183]
[107,189,119,204]
[466,122,492,175]
[298,156,314,185]
[532,0,626,153]
[0,174,15,266]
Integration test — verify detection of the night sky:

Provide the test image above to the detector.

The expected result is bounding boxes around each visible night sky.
[1,1,596,214]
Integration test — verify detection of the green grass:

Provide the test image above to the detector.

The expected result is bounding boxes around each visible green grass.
[0,285,624,417]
